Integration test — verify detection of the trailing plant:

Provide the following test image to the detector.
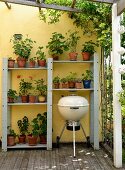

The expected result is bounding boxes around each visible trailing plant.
[10,35,36,59]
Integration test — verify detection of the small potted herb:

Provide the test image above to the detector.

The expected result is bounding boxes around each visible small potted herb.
[8,57,15,68]
[35,79,47,102]
[19,79,32,103]
[29,57,36,68]
[7,89,18,103]
[46,32,69,60]
[27,118,39,146]
[60,77,68,88]
[36,46,46,67]
[75,78,82,89]
[53,76,60,89]
[82,70,93,88]
[7,127,17,146]
[81,40,98,60]
[17,116,29,144]
[67,30,80,61]
[66,72,77,88]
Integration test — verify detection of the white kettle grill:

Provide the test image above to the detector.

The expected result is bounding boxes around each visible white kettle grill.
[57,95,90,157]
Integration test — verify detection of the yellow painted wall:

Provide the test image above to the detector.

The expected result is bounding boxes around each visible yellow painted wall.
[0,3,100,142]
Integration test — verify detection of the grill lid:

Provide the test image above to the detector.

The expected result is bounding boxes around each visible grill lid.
[58,95,89,107]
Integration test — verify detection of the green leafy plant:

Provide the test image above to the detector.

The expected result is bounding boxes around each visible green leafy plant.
[66,72,77,82]
[7,89,18,99]
[7,126,17,137]
[81,40,98,54]
[17,116,29,135]
[10,35,36,59]
[46,32,69,56]
[36,46,46,60]
[37,112,47,136]
[53,76,60,83]
[67,30,80,52]
[60,77,68,83]
[29,57,36,62]
[82,70,93,80]
[35,79,47,96]
[19,79,32,96]
[30,118,39,136]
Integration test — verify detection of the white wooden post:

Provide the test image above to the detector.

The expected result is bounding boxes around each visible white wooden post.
[112,3,122,168]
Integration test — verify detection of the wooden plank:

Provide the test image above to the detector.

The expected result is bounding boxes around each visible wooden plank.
[13,150,25,170]
[117,0,125,15]
[0,0,82,13]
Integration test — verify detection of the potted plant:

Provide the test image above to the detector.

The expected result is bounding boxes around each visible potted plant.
[81,40,98,60]
[82,70,93,88]
[60,77,68,88]
[46,32,69,60]
[37,112,47,144]
[53,76,60,89]
[35,79,47,102]
[17,116,29,144]
[8,57,15,68]
[7,89,18,103]
[7,127,17,146]
[29,57,36,68]
[36,46,46,67]
[19,79,32,103]
[11,35,35,67]
[67,30,80,61]
[75,78,82,89]
[27,118,39,146]
[66,72,77,88]
[29,87,37,103]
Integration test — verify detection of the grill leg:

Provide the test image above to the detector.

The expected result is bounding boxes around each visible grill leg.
[73,121,76,158]
[80,123,91,147]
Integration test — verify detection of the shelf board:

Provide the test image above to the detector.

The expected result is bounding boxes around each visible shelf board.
[52,88,94,91]
[8,67,47,70]
[8,102,47,106]
[53,60,94,63]
[7,143,47,149]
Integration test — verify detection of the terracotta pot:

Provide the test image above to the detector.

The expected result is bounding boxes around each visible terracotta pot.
[52,54,59,61]
[18,135,26,144]
[61,82,68,88]
[7,135,16,146]
[68,81,75,88]
[39,135,47,144]
[29,95,36,103]
[75,82,82,89]
[8,59,15,68]
[17,57,26,68]
[29,61,36,68]
[53,83,60,89]
[27,135,38,146]
[38,60,46,67]
[69,52,78,61]
[38,95,46,103]
[8,97,14,103]
[21,95,29,103]
[82,52,91,61]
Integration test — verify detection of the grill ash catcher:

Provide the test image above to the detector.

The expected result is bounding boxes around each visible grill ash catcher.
[57,95,90,158]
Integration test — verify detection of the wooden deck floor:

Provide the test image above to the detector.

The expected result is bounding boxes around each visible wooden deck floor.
[0,144,124,170]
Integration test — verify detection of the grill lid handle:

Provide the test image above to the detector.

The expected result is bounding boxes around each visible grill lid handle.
[70,107,79,110]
